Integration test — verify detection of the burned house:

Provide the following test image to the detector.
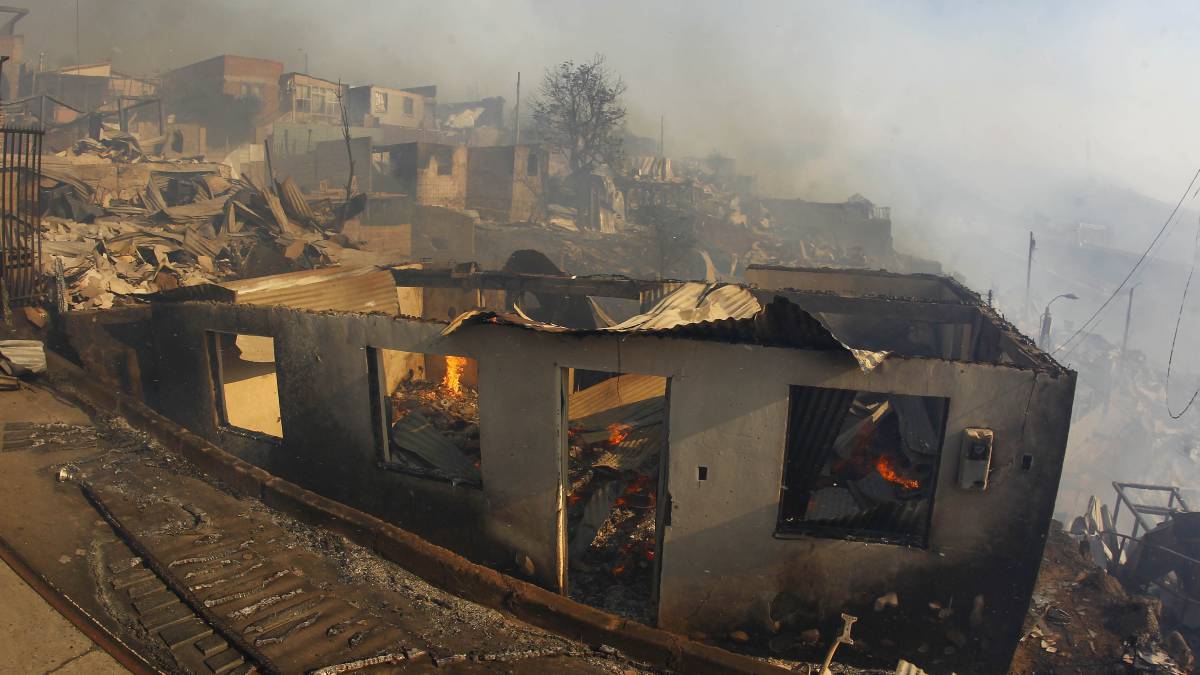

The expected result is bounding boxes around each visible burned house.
[161,55,284,148]
[761,193,894,260]
[466,144,548,222]
[373,141,469,210]
[347,84,437,130]
[24,62,158,121]
[64,261,1077,673]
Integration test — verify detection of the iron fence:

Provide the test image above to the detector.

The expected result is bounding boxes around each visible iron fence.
[0,126,42,308]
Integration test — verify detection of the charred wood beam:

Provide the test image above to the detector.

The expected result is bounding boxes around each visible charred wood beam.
[388,268,656,300]
[769,290,981,324]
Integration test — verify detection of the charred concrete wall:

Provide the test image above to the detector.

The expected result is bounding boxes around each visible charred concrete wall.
[146,300,1074,673]
[746,266,965,302]
[341,200,475,262]
[384,143,468,210]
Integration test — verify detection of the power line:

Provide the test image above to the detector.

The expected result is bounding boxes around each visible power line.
[1165,218,1200,419]
[1053,167,1200,359]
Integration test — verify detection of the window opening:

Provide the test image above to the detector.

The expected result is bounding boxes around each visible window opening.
[368,348,481,487]
[777,386,948,546]
[207,332,282,439]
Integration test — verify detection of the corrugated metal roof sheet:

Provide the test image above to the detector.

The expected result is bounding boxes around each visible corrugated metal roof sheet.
[445,282,886,370]
[222,266,399,315]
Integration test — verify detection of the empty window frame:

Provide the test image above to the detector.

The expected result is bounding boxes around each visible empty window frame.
[373,90,388,113]
[526,151,539,176]
[777,386,948,546]
[403,96,415,115]
[431,146,455,176]
[207,332,283,440]
[367,347,482,487]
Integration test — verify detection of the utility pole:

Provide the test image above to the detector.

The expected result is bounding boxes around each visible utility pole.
[1025,231,1036,320]
[659,115,664,157]
[514,71,520,146]
[1119,284,1137,374]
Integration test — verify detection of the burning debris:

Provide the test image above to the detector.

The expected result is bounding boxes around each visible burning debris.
[565,372,666,624]
[384,355,481,484]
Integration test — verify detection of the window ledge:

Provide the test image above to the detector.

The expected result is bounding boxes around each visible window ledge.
[773,527,928,549]
[218,425,282,446]
[378,461,482,490]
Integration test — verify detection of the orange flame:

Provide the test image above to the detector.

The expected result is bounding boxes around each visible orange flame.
[442,356,468,396]
[607,422,633,446]
[876,455,919,489]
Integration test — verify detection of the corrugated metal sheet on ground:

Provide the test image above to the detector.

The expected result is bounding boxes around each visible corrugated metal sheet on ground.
[0,340,47,375]
[572,398,664,443]
[221,266,399,315]
[570,394,666,473]
[390,411,480,481]
[589,423,663,472]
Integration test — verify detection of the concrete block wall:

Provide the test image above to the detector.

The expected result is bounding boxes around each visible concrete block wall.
[148,301,1075,673]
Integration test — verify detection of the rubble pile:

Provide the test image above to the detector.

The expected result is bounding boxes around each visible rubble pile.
[565,430,659,625]
[1011,522,1195,674]
[38,138,359,310]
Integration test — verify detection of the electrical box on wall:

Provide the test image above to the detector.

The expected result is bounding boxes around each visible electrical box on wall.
[958,428,994,490]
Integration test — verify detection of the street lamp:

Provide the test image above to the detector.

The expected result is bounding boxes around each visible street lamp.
[1039,293,1078,349]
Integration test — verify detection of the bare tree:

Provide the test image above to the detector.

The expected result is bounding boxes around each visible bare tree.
[530,54,627,184]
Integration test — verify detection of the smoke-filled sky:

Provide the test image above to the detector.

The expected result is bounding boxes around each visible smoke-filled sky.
[25,0,1200,347]
[24,1,1200,206]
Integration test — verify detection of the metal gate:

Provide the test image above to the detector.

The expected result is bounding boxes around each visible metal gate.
[0,127,42,307]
